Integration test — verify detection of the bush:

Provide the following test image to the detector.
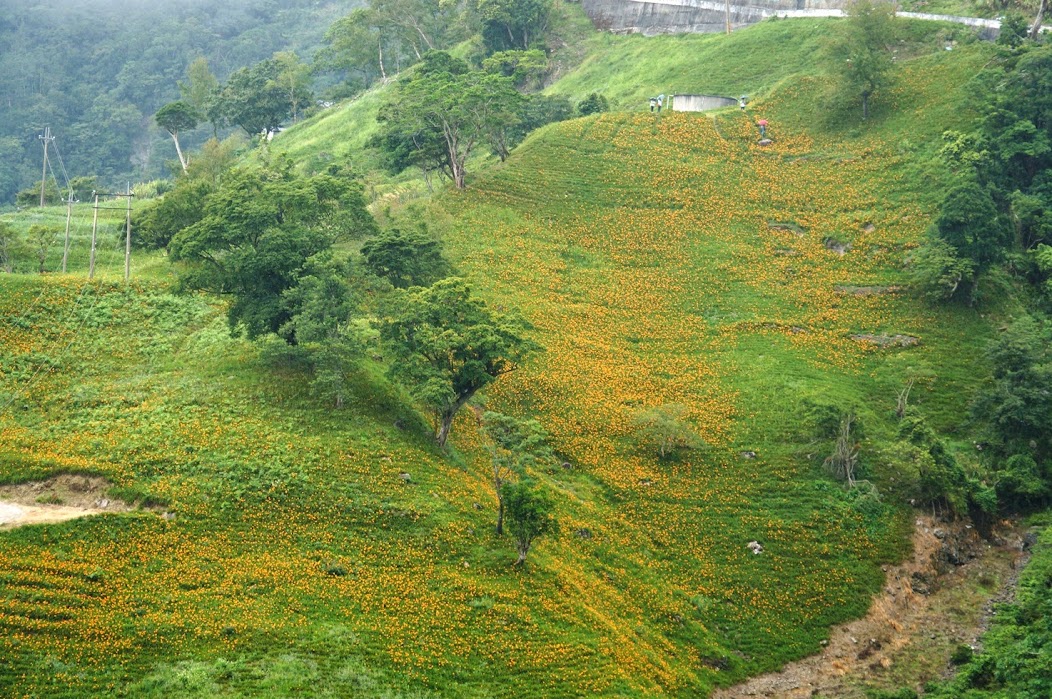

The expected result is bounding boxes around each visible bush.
[633,403,705,459]
[908,237,975,302]
[950,643,974,666]
[577,92,609,117]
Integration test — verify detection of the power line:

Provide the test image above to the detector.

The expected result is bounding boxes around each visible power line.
[37,127,55,208]
[1,218,129,417]
[50,138,74,197]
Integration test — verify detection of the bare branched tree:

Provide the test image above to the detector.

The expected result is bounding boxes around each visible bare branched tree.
[824,411,860,487]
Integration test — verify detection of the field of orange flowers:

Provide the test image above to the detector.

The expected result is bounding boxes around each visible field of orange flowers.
[0,43,1000,699]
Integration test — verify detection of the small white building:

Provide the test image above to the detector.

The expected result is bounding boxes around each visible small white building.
[672,94,738,112]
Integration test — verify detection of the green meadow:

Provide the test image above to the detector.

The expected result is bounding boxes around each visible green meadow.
[0,14,1029,698]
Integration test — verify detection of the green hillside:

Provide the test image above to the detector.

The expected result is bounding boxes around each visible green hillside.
[0,14,1035,699]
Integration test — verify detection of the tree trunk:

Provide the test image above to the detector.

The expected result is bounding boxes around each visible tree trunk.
[170,132,188,172]
[1031,0,1047,40]
[451,158,466,189]
[496,497,505,535]
[514,542,529,565]
[378,37,387,81]
[436,411,455,447]
[861,92,870,121]
[434,392,473,447]
[410,20,435,50]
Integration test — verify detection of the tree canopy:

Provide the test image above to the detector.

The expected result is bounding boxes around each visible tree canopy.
[375,51,524,188]
[380,278,537,447]
[169,159,376,337]
[826,0,898,120]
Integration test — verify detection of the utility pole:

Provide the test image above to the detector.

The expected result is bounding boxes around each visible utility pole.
[124,183,133,282]
[38,127,55,207]
[61,190,74,273]
[89,192,99,279]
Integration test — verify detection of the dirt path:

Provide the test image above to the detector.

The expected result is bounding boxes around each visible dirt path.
[0,500,109,528]
[0,474,144,530]
[713,516,1029,698]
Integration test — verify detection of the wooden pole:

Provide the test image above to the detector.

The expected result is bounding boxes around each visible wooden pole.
[725,0,731,34]
[89,192,99,280]
[38,127,54,207]
[61,190,73,273]
[124,183,132,282]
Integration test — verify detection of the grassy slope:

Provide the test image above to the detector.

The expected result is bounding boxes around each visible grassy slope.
[0,17,1008,699]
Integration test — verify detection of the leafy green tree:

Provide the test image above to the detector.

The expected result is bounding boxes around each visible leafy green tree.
[318,1,468,94]
[169,159,376,337]
[935,180,1011,274]
[897,409,976,516]
[185,135,245,186]
[155,101,201,173]
[217,56,313,136]
[380,278,537,447]
[482,412,555,535]
[997,12,1030,48]
[1010,191,1052,249]
[318,8,396,87]
[979,45,1052,190]
[134,178,214,251]
[68,176,98,201]
[632,403,705,459]
[577,92,609,117]
[521,94,574,133]
[180,57,220,119]
[939,130,990,175]
[972,316,1052,472]
[1035,243,1052,296]
[280,257,362,408]
[826,0,897,120]
[908,237,976,302]
[475,0,553,52]
[482,49,548,89]
[376,53,524,187]
[25,225,58,274]
[0,222,17,273]
[502,479,558,565]
[271,52,312,123]
[15,180,60,208]
[360,227,450,288]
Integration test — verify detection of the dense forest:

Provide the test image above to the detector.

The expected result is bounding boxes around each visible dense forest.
[0,0,362,204]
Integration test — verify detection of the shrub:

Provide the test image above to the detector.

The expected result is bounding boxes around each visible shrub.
[632,403,705,459]
[577,92,609,117]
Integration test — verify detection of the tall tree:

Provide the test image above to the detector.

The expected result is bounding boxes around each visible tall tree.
[361,227,450,289]
[376,52,524,188]
[25,225,58,274]
[482,412,555,535]
[154,101,200,173]
[380,278,537,447]
[180,57,221,136]
[935,180,1010,274]
[502,479,558,565]
[271,52,312,123]
[169,159,376,337]
[474,0,552,51]
[217,56,313,136]
[0,222,18,273]
[826,0,897,120]
[180,58,219,117]
[280,257,362,408]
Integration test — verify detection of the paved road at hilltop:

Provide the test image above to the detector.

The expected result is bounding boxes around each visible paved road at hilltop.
[617,0,1050,34]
